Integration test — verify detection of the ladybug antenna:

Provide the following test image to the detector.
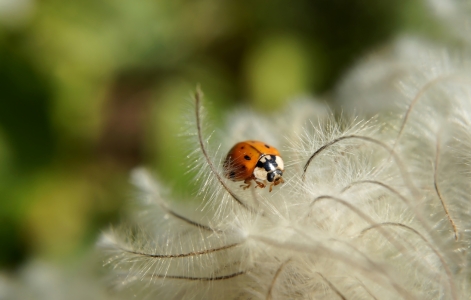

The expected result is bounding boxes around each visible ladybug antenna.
[194,87,257,213]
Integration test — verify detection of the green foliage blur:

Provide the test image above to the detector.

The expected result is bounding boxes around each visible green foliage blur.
[0,0,437,269]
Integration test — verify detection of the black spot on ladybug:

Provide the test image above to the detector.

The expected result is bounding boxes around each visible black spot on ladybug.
[244,155,251,160]
[241,146,245,149]
[265,144,270,148]
[229,171,236,178]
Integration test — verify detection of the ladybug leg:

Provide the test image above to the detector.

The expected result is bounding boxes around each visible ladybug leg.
[269,178,284,192]
[240,178,252,190]
[254,180,266,189]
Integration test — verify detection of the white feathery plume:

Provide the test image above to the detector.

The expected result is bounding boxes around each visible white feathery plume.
[100,64,471,299]
[334,36,471,116]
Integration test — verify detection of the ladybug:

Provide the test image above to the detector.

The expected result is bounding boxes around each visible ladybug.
[223,140,284,192]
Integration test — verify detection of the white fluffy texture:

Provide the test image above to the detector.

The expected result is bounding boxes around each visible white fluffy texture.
[334,36,471,117]
[100,64,471,299]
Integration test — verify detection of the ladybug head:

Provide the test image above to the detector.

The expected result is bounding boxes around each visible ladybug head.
[267,169,283,183]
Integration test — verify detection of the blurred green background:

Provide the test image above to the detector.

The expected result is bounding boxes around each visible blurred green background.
[0,0,442,270]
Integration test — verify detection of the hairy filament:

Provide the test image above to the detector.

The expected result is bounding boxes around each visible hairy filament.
[167,209,222,232]
[132,169,221,232]
[360,222,457,300]
[393,74,470,150]
[194,87,256,213]
[340,180,431,232]
[118,242,241,258]
[309,195,387,234]
[266,259,292,300]
[302,135,419,198]
[341,180,409,205]
[308,195,417,263]
[289,226,405,297]
[434,136,458,240]
[251,234,413,299]
[316,272,346,300]
[354,277,378,300]
[119,271,247,281]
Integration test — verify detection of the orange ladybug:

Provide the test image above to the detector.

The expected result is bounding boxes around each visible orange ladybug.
[223,140,284,192]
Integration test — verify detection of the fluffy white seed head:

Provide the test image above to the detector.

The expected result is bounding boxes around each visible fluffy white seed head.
[99,43,471,299]
[99,79,471,299]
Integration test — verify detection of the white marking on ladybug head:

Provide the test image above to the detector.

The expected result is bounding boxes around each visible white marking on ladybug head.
[275,156,284,171]
[253,167,268,181]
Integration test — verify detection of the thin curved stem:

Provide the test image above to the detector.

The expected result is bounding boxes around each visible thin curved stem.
[194,87,255,213]
[168,209,222,232]
[119,270,246,281]
[308,195,386,234]
[341,180,410,206]
[317,272,347,300]
[434,136,458,240]
[161,271,245,281]
[291,226,403,297]
[266,259,291,300]
[309,195,454,296]
[120,242,241,258]
[341,180,431,233]
[393,74,469,150]
[142,195,221,232]
[360,222,457,300]
[134,169,221,232]
[302,135,418,199]
[354,277,378,300]
[307,195,422,268]
[251,234,413,299]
